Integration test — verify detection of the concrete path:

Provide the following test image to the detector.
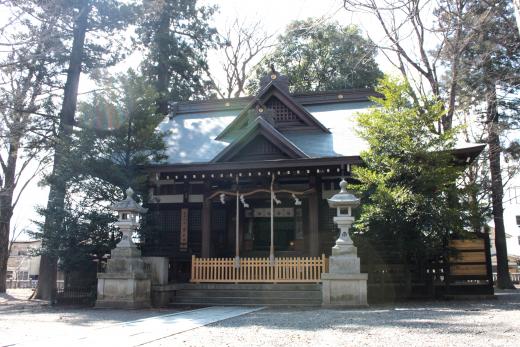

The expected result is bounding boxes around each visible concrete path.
[11,306,264,347]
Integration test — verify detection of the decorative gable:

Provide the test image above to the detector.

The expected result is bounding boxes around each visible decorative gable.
[215,75,330,141]
[227,135,291,162]
[265,96,305,126]
[212,116,308,163]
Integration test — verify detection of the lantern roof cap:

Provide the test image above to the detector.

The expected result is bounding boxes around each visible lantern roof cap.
[111,187,148,214]
[327,179,360,208]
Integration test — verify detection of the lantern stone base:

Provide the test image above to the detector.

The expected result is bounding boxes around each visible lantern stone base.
[96,245,151,309]
[321,273,368,307]
[96,273,151,309]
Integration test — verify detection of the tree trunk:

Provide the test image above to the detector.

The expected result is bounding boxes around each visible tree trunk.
[35,1,91,300]
[486,83,515,289]
[155,11,170,115]
[0,20,50,291]
[0,138,20,292]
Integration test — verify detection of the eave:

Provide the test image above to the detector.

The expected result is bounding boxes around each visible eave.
[146,156,363,174]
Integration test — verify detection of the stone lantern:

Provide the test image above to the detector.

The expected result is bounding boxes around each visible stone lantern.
[96,188,152,309]
[112,187,148,252]
[321,179,368,307]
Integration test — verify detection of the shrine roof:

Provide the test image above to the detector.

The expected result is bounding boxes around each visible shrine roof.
[155,85,485,167]
[156,99,372,165]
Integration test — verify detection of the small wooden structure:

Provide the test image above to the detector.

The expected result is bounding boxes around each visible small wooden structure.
[445,235,494,296]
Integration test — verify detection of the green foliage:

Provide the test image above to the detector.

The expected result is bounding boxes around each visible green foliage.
[136,0,218,108]
[72,69,167,204]
[31,203,118,273]
[36,69,166,270]
[248,20,382,93]
[351,77,465,262]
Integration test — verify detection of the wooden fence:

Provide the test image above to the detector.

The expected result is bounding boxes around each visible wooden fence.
[190,255,328,283]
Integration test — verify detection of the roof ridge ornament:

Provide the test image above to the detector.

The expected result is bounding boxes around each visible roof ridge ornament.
[259,64,289,93]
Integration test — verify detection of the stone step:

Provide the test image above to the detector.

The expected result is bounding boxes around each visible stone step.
[176,289,321,299]
[172,295,322,306]
[173,283,322,291]
[157,283,323,306]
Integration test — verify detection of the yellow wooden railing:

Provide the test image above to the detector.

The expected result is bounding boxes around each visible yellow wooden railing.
[190,254,328,283]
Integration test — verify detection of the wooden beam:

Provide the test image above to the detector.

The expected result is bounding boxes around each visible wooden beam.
[308,176,320,257]
[201,198,211,258]
[207,187,315,201]
[146,156,362,173]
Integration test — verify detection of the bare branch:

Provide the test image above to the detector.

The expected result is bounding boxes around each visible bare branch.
[209,19,275,98]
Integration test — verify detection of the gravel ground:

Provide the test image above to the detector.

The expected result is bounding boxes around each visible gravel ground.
[152,290,520,347]
[0,289,183,346]
[1,288,520,347]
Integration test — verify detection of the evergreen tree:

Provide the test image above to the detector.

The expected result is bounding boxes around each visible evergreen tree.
[450,0,520,289]
[136,0,218,113]
[36,0,135,300]
[72,69,167,203]
[352,77,465,265]
[248,20,382,94]
[35,70,166,285]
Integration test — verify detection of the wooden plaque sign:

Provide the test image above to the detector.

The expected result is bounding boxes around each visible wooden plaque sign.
[180,208,189,251]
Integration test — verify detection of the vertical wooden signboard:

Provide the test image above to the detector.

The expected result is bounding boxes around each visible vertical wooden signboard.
[180,208,189,251]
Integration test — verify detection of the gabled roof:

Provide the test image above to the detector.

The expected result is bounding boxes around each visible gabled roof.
[215,80,330,141]
[156,101,373,165]
[155,97,485,166]
[212,116,309,162]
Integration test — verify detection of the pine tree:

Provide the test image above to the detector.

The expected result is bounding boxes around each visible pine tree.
[136,0,217,113]
[448,0,520,289]
[33,70,166,281]
[36,0,134,301]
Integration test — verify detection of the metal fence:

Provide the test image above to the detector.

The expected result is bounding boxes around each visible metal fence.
[6,280,37,289]
[493,273,520,284]
[56,285,97,306]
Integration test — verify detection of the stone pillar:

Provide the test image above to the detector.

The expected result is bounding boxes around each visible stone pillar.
[321,179,368,307]
[96,188,152,309]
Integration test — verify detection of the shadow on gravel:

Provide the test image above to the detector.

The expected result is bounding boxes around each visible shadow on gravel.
[0,293,23,302]
[0,301,185,327]
[208,290,520,334]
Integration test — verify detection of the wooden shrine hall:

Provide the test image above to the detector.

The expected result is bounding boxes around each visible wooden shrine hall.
[141,70,486,292]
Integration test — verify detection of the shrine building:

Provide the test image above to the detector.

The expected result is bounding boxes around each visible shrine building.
[141,71,488,302]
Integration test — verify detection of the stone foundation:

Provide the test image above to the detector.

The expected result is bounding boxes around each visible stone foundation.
[321,273,368,307]
[96,273,151,309]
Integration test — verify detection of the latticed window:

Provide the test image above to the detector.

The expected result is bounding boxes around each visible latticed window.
[265,97,300,123]
[211,208,227,231]
[189,209,202,232]
[160,209,180,233]
[319,198,338,235]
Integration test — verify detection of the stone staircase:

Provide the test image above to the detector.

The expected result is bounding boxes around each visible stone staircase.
[162,283,322,306]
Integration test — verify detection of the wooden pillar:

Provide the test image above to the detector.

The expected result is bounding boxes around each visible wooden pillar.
[308,176,320,257]
[270,174,275,262]
[201,198,211,258]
